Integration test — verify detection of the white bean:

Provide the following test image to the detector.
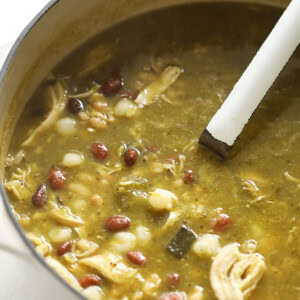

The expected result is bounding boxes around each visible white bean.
[63,153,84,167]
[110,232,136,252]
[192,234,220,258]
[135,226,151,245]
[114,99,137,117]
[48,227,72,243]
[81,286,104,300]
[68,183,91,198]
[77,172,96,184]
[56,118,76,136]
[71,199,87,212]
[148,188,177,211]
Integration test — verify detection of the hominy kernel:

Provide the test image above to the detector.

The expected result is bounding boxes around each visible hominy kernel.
[49,227,72,243]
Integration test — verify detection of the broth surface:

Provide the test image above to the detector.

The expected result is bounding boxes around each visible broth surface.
[4,3,300,300]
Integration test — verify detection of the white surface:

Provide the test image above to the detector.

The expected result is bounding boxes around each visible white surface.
[0,1,81,299]
[0,0,50,67]
[206,0,300,146]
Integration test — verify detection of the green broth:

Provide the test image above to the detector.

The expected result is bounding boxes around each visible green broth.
[5,3,300,300]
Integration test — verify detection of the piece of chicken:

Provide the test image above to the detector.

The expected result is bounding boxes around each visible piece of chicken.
[210,243,266,300]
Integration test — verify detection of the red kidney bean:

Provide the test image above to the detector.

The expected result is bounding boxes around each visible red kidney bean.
[101,78,123,96]
[91,142,108,160]
[159,293,186,300]
[68,98,83,114]
[32,184,47,207]
[167,273,180,287]
[104,216,130,232]
[213,214,232,232]
[78,275,101,289]
[126,251,147,266]
[57,241,72,256]
[48,168,66,190]
[124,148,139,167]
[184,170,196,183]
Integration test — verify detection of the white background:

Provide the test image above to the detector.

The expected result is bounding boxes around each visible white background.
[0,0,50,66]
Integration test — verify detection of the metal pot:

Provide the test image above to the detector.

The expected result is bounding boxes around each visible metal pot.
[0,0,289,299]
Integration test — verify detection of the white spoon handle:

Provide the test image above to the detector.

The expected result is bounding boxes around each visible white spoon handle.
[206,0,300,147]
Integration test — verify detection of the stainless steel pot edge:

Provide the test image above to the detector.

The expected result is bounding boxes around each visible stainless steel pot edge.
[0,1,84,298]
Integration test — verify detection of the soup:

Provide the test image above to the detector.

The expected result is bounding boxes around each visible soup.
[4,3,300,300]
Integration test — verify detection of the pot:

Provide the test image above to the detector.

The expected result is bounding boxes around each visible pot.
[0,0,290,299]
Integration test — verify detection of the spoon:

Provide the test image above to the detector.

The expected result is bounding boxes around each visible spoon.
[199,0,300,160]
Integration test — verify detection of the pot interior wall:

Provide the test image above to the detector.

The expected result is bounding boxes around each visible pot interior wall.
[0,0,289,169]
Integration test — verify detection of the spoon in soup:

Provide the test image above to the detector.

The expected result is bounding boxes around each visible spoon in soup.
[199,0,300,160]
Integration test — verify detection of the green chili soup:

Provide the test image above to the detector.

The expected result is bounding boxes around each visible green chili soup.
[4,3,300,300]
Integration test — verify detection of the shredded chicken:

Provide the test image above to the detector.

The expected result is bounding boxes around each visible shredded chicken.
[240,240,258,254]
[50,202,83,227]
[5,150,25,168]
[45,256,82,292]
[79,252,138,283]
[75,239,98,258]
[183,138,198,152]
[22,81,67,146]
[143,273,162,296]
[162,212,179,231]
[163,154,185,177]
[115,175,148,194]
[114,175,149,203]
[4,165,34,201]
[240,171,267,185]
[242,180,260,197]
[67,83,100,99]
[135,66,182,106]
[63,253,78,265]
[27,232,52,257]
[210,243,266,300]
[95,163,123,176]
[242,180,266,204]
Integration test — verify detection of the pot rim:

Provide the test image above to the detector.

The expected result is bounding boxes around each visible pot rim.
[0,0,288,298]
[0,1,84,298]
